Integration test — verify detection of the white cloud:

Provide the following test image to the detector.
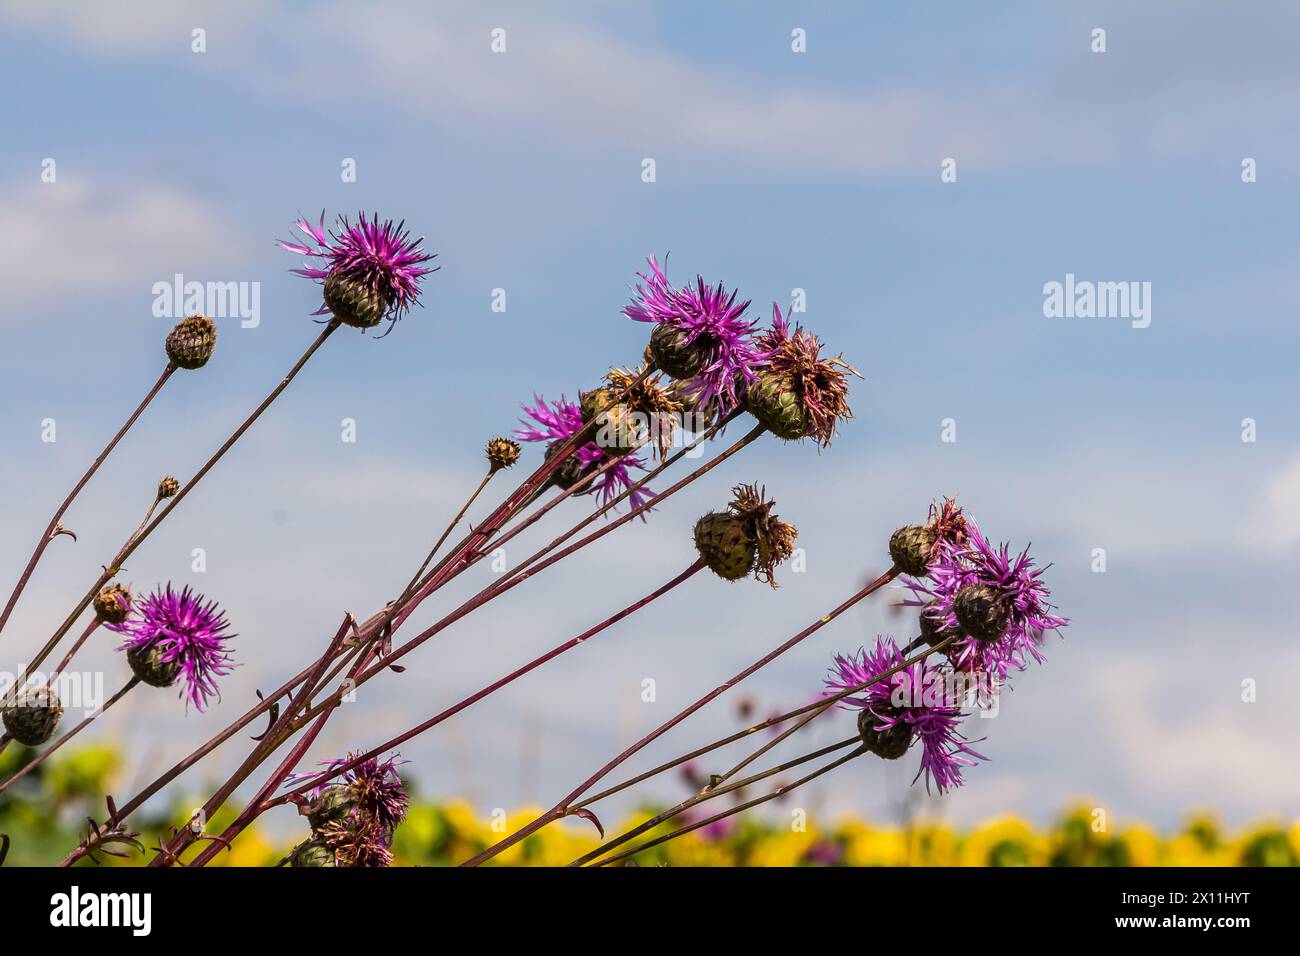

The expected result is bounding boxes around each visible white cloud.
[0,1,1113,176]
[0,177,250,314]
[1258,454,1300,551]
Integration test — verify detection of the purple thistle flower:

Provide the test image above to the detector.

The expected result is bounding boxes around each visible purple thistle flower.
[824,637,985,794]
[515,394,656,514]
[288,754,410,868]
[106,584,234,712]
[902,519,1068,681]
[624,256,767,417]
[280,211,437,333]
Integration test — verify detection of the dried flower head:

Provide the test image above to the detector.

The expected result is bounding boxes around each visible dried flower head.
[92,583,132,624]
[165,314,217,370]
[888,498,970,577]
[604,365,683,458]
[694,484,798,587]
[624,256,767,418]
[515,394,655,514]
[748,304,859,446]
[824,638,985,794]
[157,475,180,499]
[926,497,969,555]
[280,212,437,333]
[903,519,1068,681]
[106,584,234,711]
[485,435,521,472]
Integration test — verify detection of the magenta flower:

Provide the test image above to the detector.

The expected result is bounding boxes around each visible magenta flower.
[902,519,1068,681]
[280,211,437,333]
[824,638,985,794]
[107,585,234,712]
[515,394,655,514]
[289,754,409,868]
[624,256,767,417]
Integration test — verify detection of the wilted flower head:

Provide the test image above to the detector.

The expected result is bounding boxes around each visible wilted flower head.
[694,483,798,586]
[824,637,985,794]
[280,211,437,333]
[752,304,859,447]
[728,483,798,587]
[515,394,655,514]
[926,497,969,556]
[604,364,683,457]
[888,498,971,577]
[903,519,1068,681]
[106,585,234,711]
[292,754,409,868]
[624,256,767,417]
[92,583,132,625]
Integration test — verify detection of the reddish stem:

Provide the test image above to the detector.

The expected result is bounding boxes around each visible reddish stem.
[0,365,175,642]
[17,322,340,692]
[459,566,898,867]
[593,745,867,866]
[268,560,707,810]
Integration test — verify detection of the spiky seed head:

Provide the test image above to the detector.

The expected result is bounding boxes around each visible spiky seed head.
[579,387,641,458]
[165,314,217,370]
[544,441,586,491]
[157,475,180,499]
[727,483,798,587]
[648,322,712,379]
[306,784,357,831]
[745,371,808,440]
[693,512,756,581]
[126,641,183,689]
[953,583,1011,643]
[890,525,938,577]
[485,436,520,472]
[289,839,336,868]
[93,583,132,624]
[605,366,683,458]
[2,686,62,746]
[857,707,914,760]
[323,272,390,329]
[752,307,859,446]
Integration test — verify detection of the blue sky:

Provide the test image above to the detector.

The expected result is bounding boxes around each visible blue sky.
[1,1,1297,841]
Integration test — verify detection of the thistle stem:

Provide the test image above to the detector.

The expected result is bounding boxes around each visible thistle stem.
[267,560,708,809]
[0,365,175,643]
[13,322,340,698]
[460,567,900,867]
[592,745,867,866]
[397,370,653,612]
[396,409,743,630]
[568,735,860,867]
[50,619,101,685]
[147,611,353,865]
[393,469,495,611]
[0,678,140,798]
[289,424,765,731]
[573,630,945,814]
